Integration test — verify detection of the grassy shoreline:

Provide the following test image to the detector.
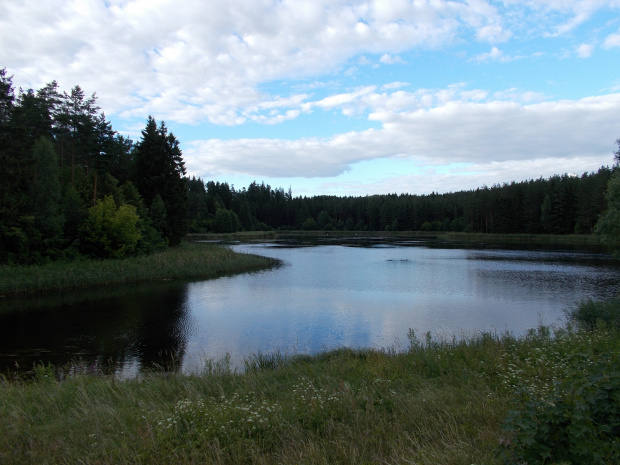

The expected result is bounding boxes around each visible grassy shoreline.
[188,230,611,248]
[1,321,618,464]
[0,242,279,297]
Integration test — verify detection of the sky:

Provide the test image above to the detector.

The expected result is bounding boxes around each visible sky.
[2,0,620,197]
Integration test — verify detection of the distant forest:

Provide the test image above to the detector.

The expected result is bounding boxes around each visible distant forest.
[0,69,615,264]
[194,165,613,235]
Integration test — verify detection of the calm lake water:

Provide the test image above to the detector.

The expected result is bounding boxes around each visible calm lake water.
[1,237,619,376]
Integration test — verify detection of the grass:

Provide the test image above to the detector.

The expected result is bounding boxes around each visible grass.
[569,297,620,329]
[0,242,279,296]
[1,322,618,464]
[439,232,606,247]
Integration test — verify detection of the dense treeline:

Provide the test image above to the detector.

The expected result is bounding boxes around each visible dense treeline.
[189,168,613,236]
[0,69,187,264]
[1,68,615,265]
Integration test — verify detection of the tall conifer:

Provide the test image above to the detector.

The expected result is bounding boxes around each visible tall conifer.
[133,116,188,246]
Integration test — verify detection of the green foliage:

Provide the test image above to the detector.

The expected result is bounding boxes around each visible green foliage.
[569,297,620,329]
[133,117,188,246]
[61,185,87,244]
[595,169,620,250]
[0,242,278,296]
[4,321,620,465]
[301,217,317,230]
[213,208,239,233]
[498,327,620,464]
[540,193,552,233]
[79,196,141,258]
[30,137,63,236]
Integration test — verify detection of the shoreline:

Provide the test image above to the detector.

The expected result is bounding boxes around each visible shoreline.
[0,242,279,297]
[1,321,617,464]
[188,230,610,248]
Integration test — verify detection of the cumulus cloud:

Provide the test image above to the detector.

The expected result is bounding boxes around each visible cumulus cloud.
[184,91,620,181]
[315,156,608,196]
[2,1,620,196]
[0,0,509,123]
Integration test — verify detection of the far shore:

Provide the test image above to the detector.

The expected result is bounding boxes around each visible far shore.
[187,230,609,247]
[1,231,613,298]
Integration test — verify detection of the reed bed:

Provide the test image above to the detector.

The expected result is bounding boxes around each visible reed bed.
[1,320,617,465]
[0,242,279,296]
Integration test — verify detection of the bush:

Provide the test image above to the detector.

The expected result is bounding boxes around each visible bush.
[499,328,620,464]
[79,196,141,258]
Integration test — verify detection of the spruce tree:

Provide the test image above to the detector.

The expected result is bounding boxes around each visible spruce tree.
[133,117,188,246]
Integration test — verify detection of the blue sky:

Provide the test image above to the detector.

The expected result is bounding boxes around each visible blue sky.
[2,0,620,196]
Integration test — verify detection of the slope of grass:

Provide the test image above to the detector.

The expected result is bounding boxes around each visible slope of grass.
[1,324,617,464]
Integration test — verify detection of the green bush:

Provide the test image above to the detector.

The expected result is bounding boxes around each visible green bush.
[79,196,141,258]
[499,330,620,464]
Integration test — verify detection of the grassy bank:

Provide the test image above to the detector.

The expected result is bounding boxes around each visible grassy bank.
[438,232,606,247]
[188,230,611,249]
[1,318,618,464]
[0,242,279,296]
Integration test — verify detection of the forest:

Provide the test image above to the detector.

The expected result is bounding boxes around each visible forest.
[0,68,616,265]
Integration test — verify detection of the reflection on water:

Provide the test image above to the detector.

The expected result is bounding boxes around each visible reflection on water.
[1,238,619,376]
[0,282,190,377]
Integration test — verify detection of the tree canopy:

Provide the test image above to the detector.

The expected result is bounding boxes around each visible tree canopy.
[0,68,189,264]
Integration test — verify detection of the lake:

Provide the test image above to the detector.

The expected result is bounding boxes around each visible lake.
[1,237,618,377]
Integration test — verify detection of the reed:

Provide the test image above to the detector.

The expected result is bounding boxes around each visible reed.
[0,242,279,296]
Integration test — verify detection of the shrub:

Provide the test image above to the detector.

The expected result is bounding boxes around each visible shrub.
[79,196,141,258]
[499,329,620,464]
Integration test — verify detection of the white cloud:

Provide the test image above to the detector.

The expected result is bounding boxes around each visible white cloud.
[314,157,607,196]
[185,92,620,181]
[499,0,620,37]
[2,1,620,196]
[603,30,620,48]
[472,46,506,62]
[576,43,594,57]
[379,54,405,64]
[0,0,512,124]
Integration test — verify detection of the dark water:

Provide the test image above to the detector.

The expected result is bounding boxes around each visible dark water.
[1,238,619,376]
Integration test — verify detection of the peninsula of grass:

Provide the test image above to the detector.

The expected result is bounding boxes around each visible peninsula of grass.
[190,230,611,249]
[0,242,279,297]
[2,302,619,464]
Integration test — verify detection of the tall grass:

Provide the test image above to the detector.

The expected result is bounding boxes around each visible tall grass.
[568,296,620,329]
[1,323,617,464]
[0,242,279,296]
